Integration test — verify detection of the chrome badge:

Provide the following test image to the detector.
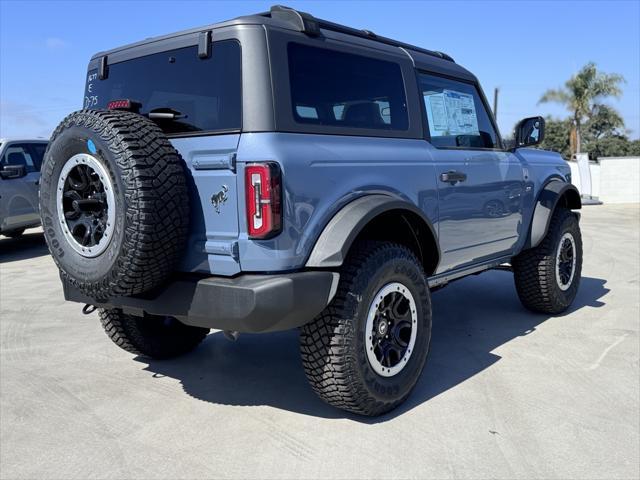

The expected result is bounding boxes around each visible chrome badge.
[211,185,229,214]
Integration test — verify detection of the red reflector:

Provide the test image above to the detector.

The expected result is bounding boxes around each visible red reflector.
[245,163,282,239]
[107,99,141,112]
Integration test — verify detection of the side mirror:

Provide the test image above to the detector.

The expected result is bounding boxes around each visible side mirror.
[514,116,545,148]
[0,165,27,180]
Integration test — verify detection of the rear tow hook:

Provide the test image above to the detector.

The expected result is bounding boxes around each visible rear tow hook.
[82,304,97,315]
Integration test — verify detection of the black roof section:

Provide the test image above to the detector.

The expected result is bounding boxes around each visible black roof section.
[90,5,455,64]
[265,5,455,62]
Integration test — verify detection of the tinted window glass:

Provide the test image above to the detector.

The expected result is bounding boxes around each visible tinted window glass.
[28,143,47,171]
[288,43,408,131]
[85,40,241,134]
[419,73,498,149]
[1,144,37,172]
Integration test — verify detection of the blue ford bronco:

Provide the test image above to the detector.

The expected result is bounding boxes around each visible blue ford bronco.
[40,6,582,416]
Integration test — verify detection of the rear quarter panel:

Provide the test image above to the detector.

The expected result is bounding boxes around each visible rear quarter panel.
[235,132,438,272]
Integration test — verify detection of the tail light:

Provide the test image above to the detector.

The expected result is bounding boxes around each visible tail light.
[245,163,282,239]
[107,99,141,112]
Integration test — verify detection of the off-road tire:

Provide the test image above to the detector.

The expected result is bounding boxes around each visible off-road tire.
[3,228,25,238]
[300,241,432,416]
[513,208,582,314]
[99,308,209,359]
[39,110,189,299]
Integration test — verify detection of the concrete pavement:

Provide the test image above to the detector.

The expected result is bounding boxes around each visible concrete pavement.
[0,205,638,479]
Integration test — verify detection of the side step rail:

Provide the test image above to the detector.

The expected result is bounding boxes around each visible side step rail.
[428,255,512,289]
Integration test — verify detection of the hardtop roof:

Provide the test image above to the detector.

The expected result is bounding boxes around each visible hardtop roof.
[88,5,475,81]
[0,138,48,145]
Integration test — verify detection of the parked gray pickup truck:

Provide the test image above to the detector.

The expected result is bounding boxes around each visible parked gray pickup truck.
[40,6,582,416]
[1,138,48,237]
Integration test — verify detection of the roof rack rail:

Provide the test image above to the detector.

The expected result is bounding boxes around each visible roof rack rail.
[266,5,454,63]
[270,5,320,36]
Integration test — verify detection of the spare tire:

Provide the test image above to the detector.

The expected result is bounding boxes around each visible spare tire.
[39,110,189,299]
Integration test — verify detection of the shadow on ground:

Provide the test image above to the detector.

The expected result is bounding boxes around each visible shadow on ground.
[137,271,609,422]
[0,231,49,263]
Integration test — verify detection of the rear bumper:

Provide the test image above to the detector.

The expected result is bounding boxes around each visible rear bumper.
[63,271,339,333]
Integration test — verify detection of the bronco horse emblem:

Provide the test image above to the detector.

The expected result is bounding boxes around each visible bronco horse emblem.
[211,185,229,214]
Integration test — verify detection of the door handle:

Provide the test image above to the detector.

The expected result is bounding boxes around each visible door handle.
[440,170,467,184]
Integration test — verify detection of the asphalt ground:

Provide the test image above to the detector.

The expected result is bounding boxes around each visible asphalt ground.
[1,204,638,479]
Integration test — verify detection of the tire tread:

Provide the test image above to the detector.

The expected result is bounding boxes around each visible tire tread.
[300,241,430,416]
[43,110,189,298]
[513,208,582,313]
[99,308,208,359]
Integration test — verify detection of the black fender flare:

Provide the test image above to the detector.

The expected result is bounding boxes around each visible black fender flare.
[527,180,581,249]
[305,194,440,268]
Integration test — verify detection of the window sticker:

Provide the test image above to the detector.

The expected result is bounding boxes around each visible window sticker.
[424,89,479,137]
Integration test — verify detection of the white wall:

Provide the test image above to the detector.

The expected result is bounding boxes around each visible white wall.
[568,156,639,204]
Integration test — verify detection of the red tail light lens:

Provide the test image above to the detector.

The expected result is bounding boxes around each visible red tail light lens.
[107,99,141,112]
[245,163,282,239]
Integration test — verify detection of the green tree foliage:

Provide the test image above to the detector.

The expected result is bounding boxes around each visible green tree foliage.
[539,62,625,154]
[540,110,637,160]
[585,104,625,139]
[581,104,635,159]
[586,136,640,159]
[539,117,573,159]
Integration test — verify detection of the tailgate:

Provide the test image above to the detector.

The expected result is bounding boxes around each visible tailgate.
[171,135,241,276]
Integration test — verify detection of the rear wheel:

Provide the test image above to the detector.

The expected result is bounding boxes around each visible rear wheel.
[99,308,209,359]
[513,208,582,313]
[300,241,432,416]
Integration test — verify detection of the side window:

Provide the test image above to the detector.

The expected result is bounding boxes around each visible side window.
[27,143,47,171]
[1,144,37,173]
[418,73,499,149]
[288,43,408,131]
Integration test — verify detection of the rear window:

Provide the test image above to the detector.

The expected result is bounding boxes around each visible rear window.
[287,43,408,131]
[84,40,241,135]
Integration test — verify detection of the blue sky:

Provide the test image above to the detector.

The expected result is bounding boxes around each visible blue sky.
[1,0,639,139]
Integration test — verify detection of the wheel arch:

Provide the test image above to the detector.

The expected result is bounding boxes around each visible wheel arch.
[305,194,440,275]
[526,180,581,250]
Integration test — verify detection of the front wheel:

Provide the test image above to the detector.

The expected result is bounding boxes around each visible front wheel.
[300,241,432,416]
[513,208,582,314]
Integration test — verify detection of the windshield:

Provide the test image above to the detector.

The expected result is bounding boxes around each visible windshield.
[84,40,241,135]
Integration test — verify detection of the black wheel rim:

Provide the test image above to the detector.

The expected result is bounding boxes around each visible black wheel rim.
[555,232,576,290]
[56,154,115,257]
[365,282,417,377]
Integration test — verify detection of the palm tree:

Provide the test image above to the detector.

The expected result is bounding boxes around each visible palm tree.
[539,62,624,155]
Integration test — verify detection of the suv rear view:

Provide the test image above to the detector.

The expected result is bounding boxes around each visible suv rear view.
[39,6,582,416]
